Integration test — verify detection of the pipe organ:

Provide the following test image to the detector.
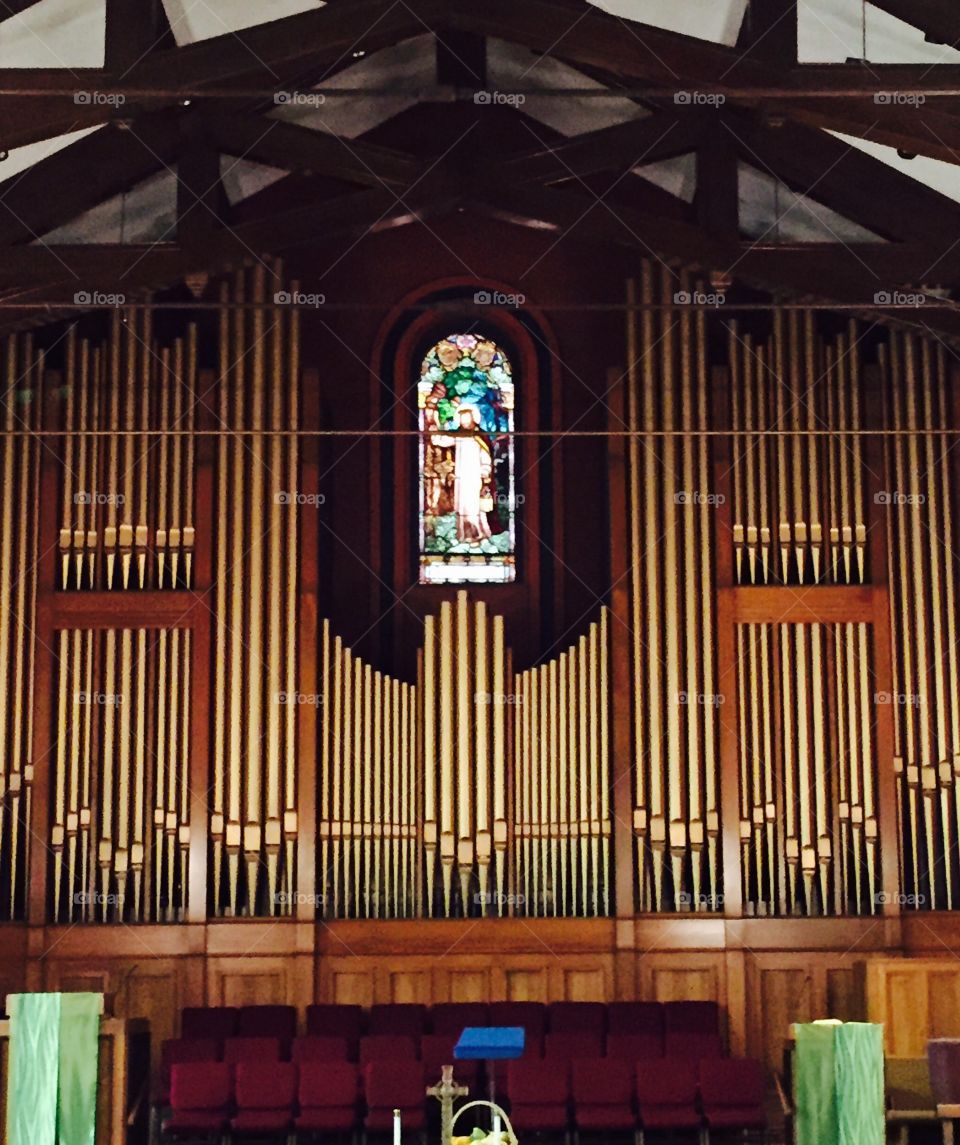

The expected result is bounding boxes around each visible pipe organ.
[50,628,193,922]
[881,332,960,909]
[210,263,301,917]
[56,313,197,591]
[318,593,611,919]
[0,334,42,922]
[0,265,957,927]
[735,623,879,916]
[727,314,867,586]
[624,266,720,912]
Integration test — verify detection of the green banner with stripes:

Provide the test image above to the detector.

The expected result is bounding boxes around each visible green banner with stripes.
[5,993,101,1145]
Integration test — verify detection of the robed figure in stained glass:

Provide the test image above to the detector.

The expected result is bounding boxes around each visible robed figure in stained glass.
[419,334,516,584]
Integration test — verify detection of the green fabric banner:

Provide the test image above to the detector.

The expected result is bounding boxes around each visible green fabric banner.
[795,1023,839,1145]
[57,993,101,1145]
[834,1022,885,1145]
[794,1022,884,1145]
[6,993,61,1145]
[5,993,100,1145]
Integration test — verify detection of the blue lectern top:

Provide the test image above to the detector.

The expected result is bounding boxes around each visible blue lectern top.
[454,1026,526,1060]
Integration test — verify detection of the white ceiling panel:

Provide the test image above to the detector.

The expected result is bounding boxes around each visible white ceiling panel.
[799,0,960,63]
[0,0,105,68]
[829,130,960,204]
[161,0,324,47]
[586,0,748,46]
[0,126,103,188]
[39,168,178,244]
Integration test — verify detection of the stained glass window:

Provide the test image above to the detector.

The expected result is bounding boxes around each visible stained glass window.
[419,333,516,584]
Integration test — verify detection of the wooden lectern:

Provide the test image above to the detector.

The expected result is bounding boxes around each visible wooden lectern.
[0,995,150,1145]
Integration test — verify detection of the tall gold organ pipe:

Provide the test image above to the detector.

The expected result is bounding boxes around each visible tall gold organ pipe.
[211,284,230,913]
[625,277,647,909]
[475,602,491,911]
[492,615,507,908]
[456,592,473,907]
[423,616,437,910]
[439,600,454,915]
[284,284,300,898]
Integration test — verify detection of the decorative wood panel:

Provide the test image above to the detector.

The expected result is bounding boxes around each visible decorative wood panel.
[867,958,960,1056]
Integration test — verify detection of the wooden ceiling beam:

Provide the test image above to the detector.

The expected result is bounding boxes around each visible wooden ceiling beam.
[720,113,960,244]
[503,111,705,183]
[0,115,183,247]
[202,113,424,189]
[867,0,960,48]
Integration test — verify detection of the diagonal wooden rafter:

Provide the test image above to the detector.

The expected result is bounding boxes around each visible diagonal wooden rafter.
[0,114,184,247]
[203,113,424,189]
[868,0,960,48]
[503,111,706,184]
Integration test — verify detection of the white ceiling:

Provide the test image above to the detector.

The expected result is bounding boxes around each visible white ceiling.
[588,0,748,46]
[160,0,325,47]
[799,0,960,63]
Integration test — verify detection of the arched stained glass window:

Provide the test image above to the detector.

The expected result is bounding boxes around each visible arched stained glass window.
[418,333,516,584]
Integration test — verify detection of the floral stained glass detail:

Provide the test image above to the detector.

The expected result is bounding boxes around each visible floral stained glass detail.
[419,333,516,584]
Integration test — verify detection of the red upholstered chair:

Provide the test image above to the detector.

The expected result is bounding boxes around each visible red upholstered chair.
[369,1003,428,1038]
[635,1058,701,1138]
[163,1061,232,1139]
[488,1002,547,1089]
[180,1006,239,1041]
[359,1034,419,1067]
[306,1003,364,1057]
[606,1033,664,1062]
[430,1002,490,1035]
[664,1000,720,1035]
[231,1060,297,1137]
[488,1002,547,1043]
[572,1057,636,1133]
[548,1002,607,1038]
[223,1036,282,1066]
[607,1002,665,1037]
[238,1004,297,1045]
[420,1034,480,1089]
[295,1060,360,1135]
[292,1035,350,1063]
[158,1038,219,1105]
[506,1058,570,1132]
[699,1058,767,1137]
[544,1032,603,1063]
[665,1032,724,1061]
[364,1060,427,1132]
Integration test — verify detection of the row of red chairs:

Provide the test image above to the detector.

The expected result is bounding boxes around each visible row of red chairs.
[180,999,719,1044]
[162,1029,723,1092]
[162,1056,766,1141]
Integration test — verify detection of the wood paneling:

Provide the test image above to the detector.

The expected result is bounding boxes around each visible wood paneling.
[868,958,960,1056]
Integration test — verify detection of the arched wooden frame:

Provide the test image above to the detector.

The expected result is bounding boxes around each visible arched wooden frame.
[370,280,564,670]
